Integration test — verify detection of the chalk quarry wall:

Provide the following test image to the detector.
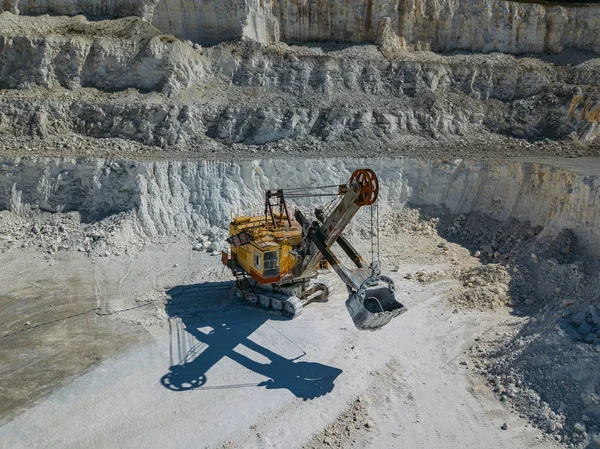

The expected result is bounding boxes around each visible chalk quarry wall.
[1,38,599,144]
[0,15,206,94]
[2,0,600,53]
[1,157,599,256]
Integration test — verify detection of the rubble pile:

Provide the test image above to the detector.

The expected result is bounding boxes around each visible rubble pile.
[431,209,600,447]
[452,264,511,309]
[471,324,600,448]
[0,209,141,257]
[192,227,227,256]
[563,303,600,346]
[387,207,439,238]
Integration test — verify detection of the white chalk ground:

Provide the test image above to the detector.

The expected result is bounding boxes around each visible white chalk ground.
[0,241,561,449]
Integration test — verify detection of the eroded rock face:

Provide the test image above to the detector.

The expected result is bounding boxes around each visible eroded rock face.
[2,0,159,21]
[0,158,142,220]
[0,15,206,94]
[0,8,598,149]
[3,0,600,54]
[2,158,600,258]
[1,41,598,146]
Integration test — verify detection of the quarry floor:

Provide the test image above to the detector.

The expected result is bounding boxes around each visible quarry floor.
[1,7,600,446]
[0,216,565,449]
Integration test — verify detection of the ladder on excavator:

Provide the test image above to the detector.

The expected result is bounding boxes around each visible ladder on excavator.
[232,265,257,303]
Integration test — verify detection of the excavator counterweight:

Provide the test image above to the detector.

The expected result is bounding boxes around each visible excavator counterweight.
[222,169,406,330]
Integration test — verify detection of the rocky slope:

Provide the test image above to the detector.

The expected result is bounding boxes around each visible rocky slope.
[0,3,599,156]
[0,17,599,154]
[0,14,205,94]
[154,0,600,53]
[2,157,599,256]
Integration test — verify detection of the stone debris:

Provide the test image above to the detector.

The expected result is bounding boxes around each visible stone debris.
[416,208,600,449]
[562,304,600,345]
[452,264,511,309]
[413,270,445,283]
[0,209,143,258]
[471,321,600,448]
[304,396,370,449]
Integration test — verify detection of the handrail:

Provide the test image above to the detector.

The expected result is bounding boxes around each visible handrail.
[279,253,298,275]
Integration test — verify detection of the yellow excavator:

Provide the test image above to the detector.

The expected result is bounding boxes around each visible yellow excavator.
[221,169,405,330]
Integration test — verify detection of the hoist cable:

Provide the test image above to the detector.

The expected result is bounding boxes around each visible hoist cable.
[281,184,340,192]
[370,203,374,265]
[377,200,380,263]
[283,193,340,199]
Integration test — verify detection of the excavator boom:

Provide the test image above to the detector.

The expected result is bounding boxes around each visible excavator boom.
[295,169,406,330]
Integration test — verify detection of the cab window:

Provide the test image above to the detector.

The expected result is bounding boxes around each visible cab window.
[254,251,261,270]
[263,250,280,277]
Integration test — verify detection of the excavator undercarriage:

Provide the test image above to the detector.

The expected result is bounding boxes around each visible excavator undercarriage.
[222,169,406,331]
[229,269,334,319]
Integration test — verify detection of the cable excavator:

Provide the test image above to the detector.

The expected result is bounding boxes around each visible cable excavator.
[221,169,406,330]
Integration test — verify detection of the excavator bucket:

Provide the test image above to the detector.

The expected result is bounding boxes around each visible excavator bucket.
[345,275,406,331]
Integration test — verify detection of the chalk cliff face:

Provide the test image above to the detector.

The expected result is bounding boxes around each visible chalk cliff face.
[3,0,158,21]
[0,4,598,150]
[0,15,205,93]
[2,0,600,53]
[150,0,278,46]
[1,36,598,146]
[263,0,600,53]
[2,157,600,257]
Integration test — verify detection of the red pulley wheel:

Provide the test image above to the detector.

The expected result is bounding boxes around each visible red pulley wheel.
[349,169,379,206]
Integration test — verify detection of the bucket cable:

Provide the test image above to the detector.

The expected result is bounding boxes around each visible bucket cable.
[370,203,374,265]
[377,199,380,263]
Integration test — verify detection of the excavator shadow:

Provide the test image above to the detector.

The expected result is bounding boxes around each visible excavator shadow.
[160,281,342,401]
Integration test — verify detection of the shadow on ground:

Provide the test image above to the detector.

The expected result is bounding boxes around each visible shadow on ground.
[160,281,342,400]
